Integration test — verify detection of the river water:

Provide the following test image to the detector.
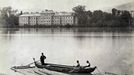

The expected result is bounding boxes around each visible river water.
[0,28,134,75]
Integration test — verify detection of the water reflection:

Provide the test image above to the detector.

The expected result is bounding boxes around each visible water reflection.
[1,28,19,34]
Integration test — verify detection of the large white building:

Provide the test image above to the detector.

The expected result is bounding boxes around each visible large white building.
[19,10,78,26]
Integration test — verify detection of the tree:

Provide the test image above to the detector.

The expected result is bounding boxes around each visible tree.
[86,10,92,26]
[91,10,104,26]
[72,5,133,27]
[86,10,92,17]
[120,10,132,26]
[92,10,103,17]
[0,6,19,27]
[72,5,86,14]
[72,5,87,26]
[112,8,117,16]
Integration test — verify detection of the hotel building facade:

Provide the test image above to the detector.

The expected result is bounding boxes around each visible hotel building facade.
[19,10,78,26]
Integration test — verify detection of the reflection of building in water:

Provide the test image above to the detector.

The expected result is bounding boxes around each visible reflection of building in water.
[19,10,78,26]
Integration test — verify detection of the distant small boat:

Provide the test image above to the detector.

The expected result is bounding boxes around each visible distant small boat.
[33,59,96,74]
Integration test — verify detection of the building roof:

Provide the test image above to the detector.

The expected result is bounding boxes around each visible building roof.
[19,11,75,17]
[40,10,55,14]
[55,12,74,16]
[20,13,41,17]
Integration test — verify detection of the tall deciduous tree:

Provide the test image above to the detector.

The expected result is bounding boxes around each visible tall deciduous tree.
[72,5,87,26]
[120,11,132,26]
[112,8,117,16]
[0,6,18,27]
[86,10,92,25]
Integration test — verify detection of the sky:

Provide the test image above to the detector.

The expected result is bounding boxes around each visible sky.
[0,0,134,12]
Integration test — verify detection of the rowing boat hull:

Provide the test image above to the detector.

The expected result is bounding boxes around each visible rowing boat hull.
[34,62,96,74]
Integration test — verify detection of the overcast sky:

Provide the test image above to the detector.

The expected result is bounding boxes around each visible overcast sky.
[0,0,133,12]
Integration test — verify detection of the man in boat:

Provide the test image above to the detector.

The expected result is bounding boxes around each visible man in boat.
[40,53,46,65]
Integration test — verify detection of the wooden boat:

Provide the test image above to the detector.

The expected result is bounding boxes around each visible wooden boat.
[33,58,96,74]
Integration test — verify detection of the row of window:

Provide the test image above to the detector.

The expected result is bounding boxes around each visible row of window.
[20,20,73,23]
[53,21,73,23]
[20,16,73,19]
[20,18,28,20]
[39,21,51,23]
[30,17,36,19]
[39,20,51,21]
[62,20,73,22]
[20,23,73,25]
[20,22,74,25]
[28,21,52,23]
[20,18,73,21]
[39,17,51,19]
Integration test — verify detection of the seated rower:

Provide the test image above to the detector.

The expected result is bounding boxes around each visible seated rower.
[86,60,90,67]
[76,60,80,67]
[69,60,81,73]
[83,60,91,69]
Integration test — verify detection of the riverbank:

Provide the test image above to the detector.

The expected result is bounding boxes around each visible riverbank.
[1,24,134,28]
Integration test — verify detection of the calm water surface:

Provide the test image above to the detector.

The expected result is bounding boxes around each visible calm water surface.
[0,28,134,75]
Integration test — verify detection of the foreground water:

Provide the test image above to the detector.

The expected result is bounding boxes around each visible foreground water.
[0,28,134,75]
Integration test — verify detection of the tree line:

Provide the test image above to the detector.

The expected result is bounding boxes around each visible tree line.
[72,5,133,27]
[0,6,133,28]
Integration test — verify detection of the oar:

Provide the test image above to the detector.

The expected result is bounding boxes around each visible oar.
[96,67,102,74]
[88,58,103,75]
[26,58,40,66]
